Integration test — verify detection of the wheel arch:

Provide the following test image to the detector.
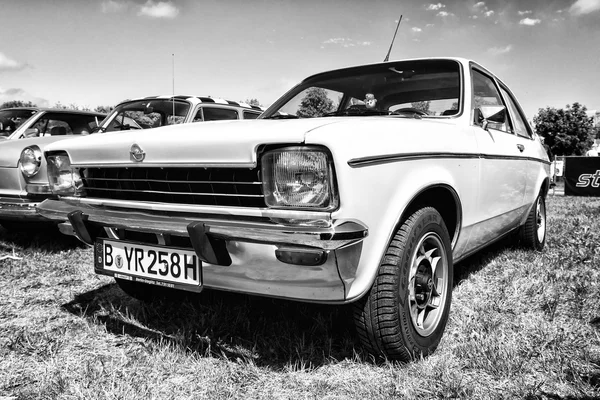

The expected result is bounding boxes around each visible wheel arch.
[395,184,462,250]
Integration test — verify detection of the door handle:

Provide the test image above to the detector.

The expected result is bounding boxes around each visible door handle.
[517,144,525,152]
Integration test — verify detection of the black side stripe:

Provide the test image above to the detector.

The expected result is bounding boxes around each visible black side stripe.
[347,152,552,168]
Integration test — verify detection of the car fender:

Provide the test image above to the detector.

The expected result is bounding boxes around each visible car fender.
[331,159,469,302]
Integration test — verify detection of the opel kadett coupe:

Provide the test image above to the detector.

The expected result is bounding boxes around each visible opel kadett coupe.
[38,58,550,361]
[0,97,262,231]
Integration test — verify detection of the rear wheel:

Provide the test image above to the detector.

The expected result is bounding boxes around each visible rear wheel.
[519,193,546,251]
[354,207,453,361]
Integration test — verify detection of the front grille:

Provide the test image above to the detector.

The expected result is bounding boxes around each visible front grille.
[81,167,264,208]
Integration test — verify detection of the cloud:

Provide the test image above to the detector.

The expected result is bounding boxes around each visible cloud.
[519,17,541,25]
[469,15,478,19]
[0,52,28,72]
[437,11,454,17]
[487,45,513,56]
[137,1,180,18]
[569,0,600,15]
[0,87,49,107]
[322,38,371,48]
[427,3,445,11]
[101,0,128,13]
[474,2,485,8]
[484,10,494,17]
[426,23,435,27]
[518,10,532,15]
[411,27,422,32]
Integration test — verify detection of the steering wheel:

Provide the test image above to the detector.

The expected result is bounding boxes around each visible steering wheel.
[392,107,428,116]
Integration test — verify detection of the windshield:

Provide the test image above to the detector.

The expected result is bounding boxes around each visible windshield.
[100,99,190,132]
[0,109,37,137]
[263,59,461,119]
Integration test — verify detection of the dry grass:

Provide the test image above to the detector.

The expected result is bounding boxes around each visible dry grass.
[0,195,599,399]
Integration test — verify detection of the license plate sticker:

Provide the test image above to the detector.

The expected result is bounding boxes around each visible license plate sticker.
[95,239,201,288]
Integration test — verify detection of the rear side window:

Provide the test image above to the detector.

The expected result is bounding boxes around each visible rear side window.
[243,111,260,119]
[500,86,531,139]
[203,107,239,121]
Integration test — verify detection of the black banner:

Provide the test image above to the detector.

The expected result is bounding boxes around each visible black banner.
[564,156,600,196]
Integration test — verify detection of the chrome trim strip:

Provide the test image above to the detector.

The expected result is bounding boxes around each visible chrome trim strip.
[56,196,332,220]
[86,186,264,198]
[85,177,261,185]
[348,152,551,168]
[74,162,257,168]
[0,189,24,197]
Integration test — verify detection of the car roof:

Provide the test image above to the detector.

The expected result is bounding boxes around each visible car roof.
[300,57,482,83]
[118,96,265,112]
[0,107,106,116]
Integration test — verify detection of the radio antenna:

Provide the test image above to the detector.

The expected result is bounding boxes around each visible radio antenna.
[172,53,175,122]
[384,15,402,62]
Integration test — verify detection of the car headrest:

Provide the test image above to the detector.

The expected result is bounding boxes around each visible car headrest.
[50,126,67,136]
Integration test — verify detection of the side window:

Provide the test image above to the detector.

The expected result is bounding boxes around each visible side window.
[203,107,239,121]
[499,86,531,139]
[192,108,203,123]
[243,111,260,119]
[31,118,72,136]
[471,69,509,133]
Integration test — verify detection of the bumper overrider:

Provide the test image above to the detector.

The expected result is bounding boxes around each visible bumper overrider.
[38,198,368,302]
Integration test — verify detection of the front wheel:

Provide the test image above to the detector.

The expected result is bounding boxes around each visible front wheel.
[354,207,453,361]
[519,193,546,251]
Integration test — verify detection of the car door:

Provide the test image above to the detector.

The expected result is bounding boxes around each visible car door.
[497,84,541,206]
[469,68,528,249]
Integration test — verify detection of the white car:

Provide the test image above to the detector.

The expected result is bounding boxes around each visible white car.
[38,58,550,361]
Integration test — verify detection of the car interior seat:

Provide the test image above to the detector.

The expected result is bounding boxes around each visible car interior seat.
[49,126,67,136]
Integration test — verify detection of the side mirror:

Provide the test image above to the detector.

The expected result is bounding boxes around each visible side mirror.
[476,106,506,131]
[22,128,40,138]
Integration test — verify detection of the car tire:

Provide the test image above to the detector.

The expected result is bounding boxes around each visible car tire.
[353,207,453,361]
[519,192,546,251]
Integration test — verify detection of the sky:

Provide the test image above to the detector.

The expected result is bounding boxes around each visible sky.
[1,0,599,119]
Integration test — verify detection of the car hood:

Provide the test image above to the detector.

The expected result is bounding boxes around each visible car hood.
[0,136,75,168]
[45,119,347,166]
[45,116,460,166]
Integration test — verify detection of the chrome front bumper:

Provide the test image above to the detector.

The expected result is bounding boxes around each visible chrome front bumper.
[0,196,47,221]
[38,198,368,302]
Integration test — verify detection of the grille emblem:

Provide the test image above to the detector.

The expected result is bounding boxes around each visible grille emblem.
[130,144,145,162]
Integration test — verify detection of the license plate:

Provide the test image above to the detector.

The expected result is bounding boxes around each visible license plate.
[94,239,202,291]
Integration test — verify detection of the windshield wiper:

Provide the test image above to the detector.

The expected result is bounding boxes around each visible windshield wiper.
[263,114,300,119]
[324,109,392,117]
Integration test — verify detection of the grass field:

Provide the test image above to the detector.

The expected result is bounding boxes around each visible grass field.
[0,194,599,399]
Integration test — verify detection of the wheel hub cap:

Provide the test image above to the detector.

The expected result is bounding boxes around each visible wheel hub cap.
[407,232,448,337]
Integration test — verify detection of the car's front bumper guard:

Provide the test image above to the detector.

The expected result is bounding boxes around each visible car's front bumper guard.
[50,200,368,267]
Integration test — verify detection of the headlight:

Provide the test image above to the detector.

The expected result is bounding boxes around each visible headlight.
[46,151,85,195]
[19,146,42,177]
[261,146,338,210]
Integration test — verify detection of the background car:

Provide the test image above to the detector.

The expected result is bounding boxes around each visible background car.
[0,108,106,231]
[39,58,550,361]
[97,95,263,133]
[0,97,263,231]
